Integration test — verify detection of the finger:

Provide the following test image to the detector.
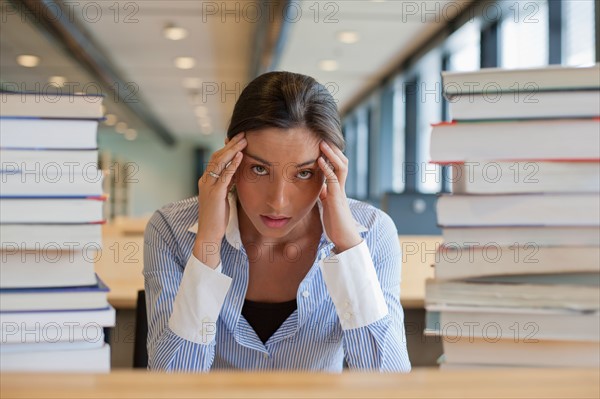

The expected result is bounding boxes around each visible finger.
[209,134,246,175]
[320,141,347,173]
[214,152,243,186]
[318,156,339,187]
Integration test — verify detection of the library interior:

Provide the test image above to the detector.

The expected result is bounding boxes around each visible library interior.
[0,0,599,397]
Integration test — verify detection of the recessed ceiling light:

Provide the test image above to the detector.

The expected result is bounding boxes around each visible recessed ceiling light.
[115,122,128,134]
[318,60,339,72]
[104,114,117,126]
[337,31,359,44]
[48,76,66,87]
[174,57,196,70]
[164,24,188,41]
[125,128,138,141]
[194,106,208,118]
[17,55,40,68]
[183,77,203,89]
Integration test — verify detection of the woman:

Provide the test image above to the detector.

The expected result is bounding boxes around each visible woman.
[144,71,411,372]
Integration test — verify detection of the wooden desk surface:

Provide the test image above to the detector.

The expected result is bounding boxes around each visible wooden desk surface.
[1,368,598,398]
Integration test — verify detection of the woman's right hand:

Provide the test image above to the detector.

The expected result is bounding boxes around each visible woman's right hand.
[193,132,246,268]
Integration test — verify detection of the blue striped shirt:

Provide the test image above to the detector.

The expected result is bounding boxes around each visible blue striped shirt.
[143,193,411,372]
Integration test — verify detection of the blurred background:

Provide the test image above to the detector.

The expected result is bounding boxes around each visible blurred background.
[1,0,597,368]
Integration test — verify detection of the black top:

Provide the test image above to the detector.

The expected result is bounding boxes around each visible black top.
[241,298,298,344]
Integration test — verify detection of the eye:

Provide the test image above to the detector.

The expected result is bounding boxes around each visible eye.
[250,165,268,176]
[297,170,313,180]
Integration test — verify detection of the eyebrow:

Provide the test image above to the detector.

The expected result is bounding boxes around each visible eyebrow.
[244,152,317,167]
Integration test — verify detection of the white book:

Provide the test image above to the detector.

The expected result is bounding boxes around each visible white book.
[0,118,99,149]
[0,149,99,171]
[429,119,600,163]
[448,90,600,121]
[0,198,105,223]
[1,338,105,353]
[1,169,104,196]
[0,343,111,373]
[426,305,600,342]
[0,223,102,249]
[2,323,104,344]
[442,337,599,367]
[425,276,600,311]
[449,161,600,194]
[0,276,109,312]
[0,306,115,331]
[442,65,600,95]
[0,248,98,289]
[434,245,600,280]
[0,93,104,119]
[436,193,600,227]
[441,226,600,247]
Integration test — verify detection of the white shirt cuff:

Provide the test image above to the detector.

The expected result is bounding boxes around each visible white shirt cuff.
[168,254,232,344]
[319,240,389,330]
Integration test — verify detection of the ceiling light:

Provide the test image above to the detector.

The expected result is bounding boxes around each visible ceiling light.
[125,129,138,141]
[194,106,208,118]
[17,55,40,68]
[104,114,117,126]
[115,122,128,134]
[48,76,66,87]
[318,60,339,72]
[183,77,203,89]
[164,24,188,41]
[337,31,359,44]
[174,57,196,70]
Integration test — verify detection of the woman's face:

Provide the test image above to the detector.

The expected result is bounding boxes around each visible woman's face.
[234,127,326,242]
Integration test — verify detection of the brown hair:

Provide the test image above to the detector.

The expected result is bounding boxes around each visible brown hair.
[226,71,345,151]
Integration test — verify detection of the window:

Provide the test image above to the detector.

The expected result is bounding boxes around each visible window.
[447,19,481,72]
[563,0,596,66]
[501,0,549,68]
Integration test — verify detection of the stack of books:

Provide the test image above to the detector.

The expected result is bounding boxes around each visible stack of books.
[0,91,115,372]
[425,64,600,369]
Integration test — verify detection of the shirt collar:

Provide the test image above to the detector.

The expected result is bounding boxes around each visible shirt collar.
[186,190,368,250]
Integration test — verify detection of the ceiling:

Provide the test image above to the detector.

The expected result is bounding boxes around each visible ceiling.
[0,0,471,148]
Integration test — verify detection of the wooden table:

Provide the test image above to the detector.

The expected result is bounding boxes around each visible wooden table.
[1,368,598,398]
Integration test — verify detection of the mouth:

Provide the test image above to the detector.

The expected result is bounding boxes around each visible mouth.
[260,215,291,228]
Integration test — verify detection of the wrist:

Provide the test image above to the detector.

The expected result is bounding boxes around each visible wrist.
[333,235,362,253]
[193,237,222,269]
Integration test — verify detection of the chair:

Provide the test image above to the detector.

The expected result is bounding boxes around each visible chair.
[133,290,148,368]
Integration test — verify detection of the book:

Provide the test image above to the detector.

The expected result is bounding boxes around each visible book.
[436,193,600,227]
[0,247,98,289]
[448,161,599,194]
[440,226,600,247]
[0,305,115,329]
[0,149,99,172]
[441,337,599,367]
[447,90,600,121]
[434,245,600,280]
[0,92,104,119]
[0,343,111,373]
[442,64,600,95]
[0,223,102,249]
[429,119,600,162]
[0,275,109,311]
[1,169,104,197]
[425,275,600,311]
[425,305,600,342]
[1,338,105,353]
[2,323,104,344]
[0,118,99,149]
[0,197,105,223]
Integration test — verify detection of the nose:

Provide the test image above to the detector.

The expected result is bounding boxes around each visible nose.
[265,175,291,212]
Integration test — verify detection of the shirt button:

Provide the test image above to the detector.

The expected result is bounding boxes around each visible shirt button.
[344,312,353,320]
[344,301,351,308]
[263,353,269,359]
[302,290,310,298]
[202,317,212,323]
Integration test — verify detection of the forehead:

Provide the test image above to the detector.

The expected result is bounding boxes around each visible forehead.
[245,127,321,162]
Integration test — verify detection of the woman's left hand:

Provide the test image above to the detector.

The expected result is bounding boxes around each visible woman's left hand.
[317,140,363,253]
